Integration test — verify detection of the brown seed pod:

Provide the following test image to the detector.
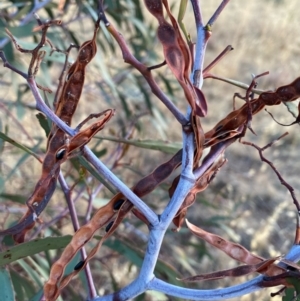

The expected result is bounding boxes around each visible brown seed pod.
[0,18,104,242]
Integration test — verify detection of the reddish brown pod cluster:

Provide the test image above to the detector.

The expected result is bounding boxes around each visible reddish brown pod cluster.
[44,148,183,300]
[0,18,114,242]
[205,76,300,146]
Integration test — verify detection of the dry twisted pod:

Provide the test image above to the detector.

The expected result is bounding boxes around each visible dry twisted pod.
[179,258,279,282]
[162,0,208,116]
[0,110,114,242]
[205,77,300,146]
[144,0,205,166]
[0,18,105,242]
[185,220,286,277]
[261,270,300,288]
[144,0,206,118]
[44,197,132,300]
[55,109,115,160]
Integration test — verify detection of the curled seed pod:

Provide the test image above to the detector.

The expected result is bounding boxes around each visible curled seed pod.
[186,220,285,276]
[0,18,103,243]
[179,258,278,282]
[67,109,114,153]
[73,260,85,271]
[113,199,125,211]
[105,221,114,232]
[206,76,300,141]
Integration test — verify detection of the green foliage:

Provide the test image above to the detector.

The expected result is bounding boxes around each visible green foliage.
[99,136,182,154]
[0,236,72,266]
[0,268,14,301]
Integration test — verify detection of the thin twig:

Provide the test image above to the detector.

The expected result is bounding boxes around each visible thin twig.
[0,101,35,143]
[0,51,28,78]
[58,173,97,300]
[241,132,300,213]
[190,0,203,28]
[207,0,231,27]
[203,45,233,75]
[243,72,269,134]
[192,0,231,88]
[98,8,188,125]
[204,73,266,95]
[0,0,52,49]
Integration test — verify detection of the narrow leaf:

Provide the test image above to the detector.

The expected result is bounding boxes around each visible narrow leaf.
[36,113,51,137]
[0,268,14,301]
[99,136,181,154]
[0,131,41,162]
[0,236,72,266]
[0,193,27,204]
[10,270,35,300]
[77,156,116,194]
